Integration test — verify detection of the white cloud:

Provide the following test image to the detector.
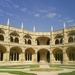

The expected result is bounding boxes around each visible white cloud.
[46,13,56,18]
[34,13,40,17]
[21,8,27,12]
[66,20,74,23]
[13,4,19,8]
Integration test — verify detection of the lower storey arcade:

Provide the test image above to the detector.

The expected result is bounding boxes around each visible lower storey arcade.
[0,44,75,65]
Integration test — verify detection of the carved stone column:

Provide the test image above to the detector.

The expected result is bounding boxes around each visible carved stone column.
[34,52,37,63]
[50,51,54,64]
[63,47,68,64]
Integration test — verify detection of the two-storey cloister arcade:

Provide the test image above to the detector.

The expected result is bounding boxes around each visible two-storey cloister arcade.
[0,23,75,65]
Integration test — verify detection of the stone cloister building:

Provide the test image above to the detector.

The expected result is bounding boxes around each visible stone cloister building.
[0,19,75,65]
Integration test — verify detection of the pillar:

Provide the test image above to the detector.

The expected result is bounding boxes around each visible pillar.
[63,47,68,64]
[34,52,37,63]
[50,51,54,64]
[20,47,25,62]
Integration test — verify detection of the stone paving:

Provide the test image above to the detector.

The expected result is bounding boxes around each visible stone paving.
[0,65,75,75]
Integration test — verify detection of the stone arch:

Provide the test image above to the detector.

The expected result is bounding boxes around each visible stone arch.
[55,39,59,44]
[10,31,19,43]
[10,31,19,36]
[10,46,22,61]
[0,29,5,41]
[0,44,7,61]
[66,47,75,61]
[37,49,50,63]
[0,35,4,41]
[68,37,73,42]
[15,37,19,43]
[36,36,50,45]
[25,48,35,61]
[68,31,75,43]
[24,34,32,44]
[10,36,13,42]
[28,39,31,44]
[55,34,63,44]
[53,48,63,62]
[0,29,5,34]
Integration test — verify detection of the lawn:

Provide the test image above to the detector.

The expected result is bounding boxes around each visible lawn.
[0,70,36,75]
[0,65,39,69]
[50,65,75,69]
[59,71,75,75]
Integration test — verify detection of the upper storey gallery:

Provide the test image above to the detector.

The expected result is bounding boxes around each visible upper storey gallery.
[0,19,75,46]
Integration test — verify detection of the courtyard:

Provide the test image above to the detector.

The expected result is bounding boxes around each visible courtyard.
[0,65,75,75]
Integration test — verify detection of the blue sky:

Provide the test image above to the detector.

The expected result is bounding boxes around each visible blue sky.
[0,0,75,31]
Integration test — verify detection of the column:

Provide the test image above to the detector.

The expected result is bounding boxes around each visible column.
[34,52,37,63]
[13,53,14,61]
[5,46,10,62]
[63,47,68,64]
[50,51,54,64]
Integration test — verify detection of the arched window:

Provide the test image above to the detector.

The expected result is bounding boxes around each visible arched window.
[60,38,62,44]
[25,39,27,44]
[68,37,73,43]
[69,50,75,61]
[0,35,4,41]
[28,39,31,44]
[10,37,13,42]
[0,52,3,61]
[55,39,59,44]
[37,40,39,45]
[47,39,50,45]
[15,37,19,43]
[55,52,62,61]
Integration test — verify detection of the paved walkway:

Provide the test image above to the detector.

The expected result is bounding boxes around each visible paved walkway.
[39,64,50,68]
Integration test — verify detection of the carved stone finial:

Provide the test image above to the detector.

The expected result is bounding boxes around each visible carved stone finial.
[51,26,53,32]
[7,18,10,26]
[64,22,66,29]
[21,22,24,29]
[33,26,35,32]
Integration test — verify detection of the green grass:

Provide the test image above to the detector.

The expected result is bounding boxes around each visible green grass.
[50,65,75,69]
[0,70,36,75]
[0,65,39,69]
[59,71,75,75]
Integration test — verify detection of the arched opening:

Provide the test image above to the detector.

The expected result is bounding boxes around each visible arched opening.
[47,39,50,45]
[68,37,73,43]
[66,47,75,61]
[37,49,50,63]
[10,31,19,43]
[60,38,62,44]
[28,39,31,44]
[10,47,22,61]
[10,36,13,42]
[36,37,50,45]
[37,40,39,45]
[53,48,63,62]
[25,48,35,61]
[0,35,4,41]
[24,34,32,45]
[0,45,6,61]
[55,35,63,44]
[55,39,59,44]
[15,37,19,43]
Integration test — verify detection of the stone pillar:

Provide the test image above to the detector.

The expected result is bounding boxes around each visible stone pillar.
[5,46,10,62]
[50,51,54,64]
[20,47,25,62]
[63,47,68,64]
[34,52,37,63]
